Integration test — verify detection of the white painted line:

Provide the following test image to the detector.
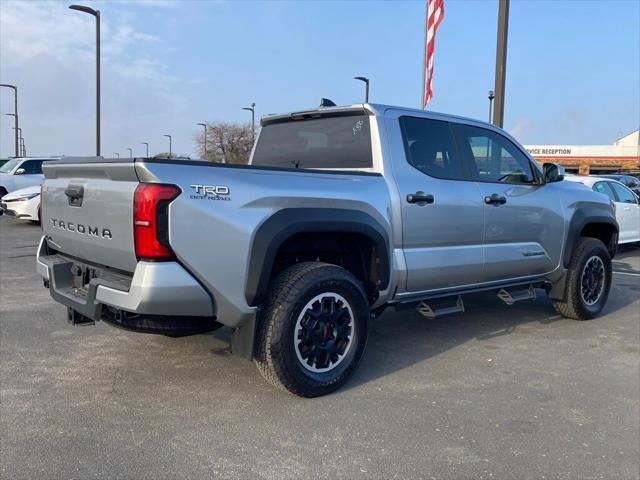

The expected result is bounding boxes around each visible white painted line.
[613,271,640,276]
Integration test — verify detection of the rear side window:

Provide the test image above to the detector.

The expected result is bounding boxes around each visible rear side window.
[20,160,44,174]
[453,124,535,184]
[252,115,372,169]
[399,116,463,180]
[593,181,616,202]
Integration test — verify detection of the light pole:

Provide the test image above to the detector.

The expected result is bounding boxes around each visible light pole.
[141,142,149,157]
[492,0,509,127]
[69,4,100,156]
[242,102,256,144]
[488,90,495,123]
[126,147,133,158]
[163,134,172,157]
[354,76,370,103]
[0,85,19,157]
[114,152,120,158]
[197,122,207,159]
[12,127,23,157]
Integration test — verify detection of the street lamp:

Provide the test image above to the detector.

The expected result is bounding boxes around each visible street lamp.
[12,127,24,157]
[488,90,495,123]
[69,4,100,156]
[126,147,133,158]
[197,122,207,159]
[242,102,256,144]
[5,113,18,153]
[0,86,19,157]
[354,76,370,103]
[114,152,120,158]
[141,142,149,157]
[163,134,172,157]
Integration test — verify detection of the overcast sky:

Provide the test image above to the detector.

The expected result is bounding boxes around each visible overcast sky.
[1,0,638,158]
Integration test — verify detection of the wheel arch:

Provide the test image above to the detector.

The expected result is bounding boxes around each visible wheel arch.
[245,208,391,307]
[564,206,619,268]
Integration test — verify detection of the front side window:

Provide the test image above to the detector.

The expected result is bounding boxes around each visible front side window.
[609,182,638,204]
[399,116,463,180]
[593,181,616,202]
[453,124,535,184]
[252,115,372,169]
[20,160,44,175]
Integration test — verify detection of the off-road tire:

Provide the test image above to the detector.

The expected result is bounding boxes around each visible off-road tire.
[254,262,370,397]
[553,237,612,320]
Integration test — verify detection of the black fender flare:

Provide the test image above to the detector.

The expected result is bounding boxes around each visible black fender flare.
[563,206,618,268]
[245,208,391,306]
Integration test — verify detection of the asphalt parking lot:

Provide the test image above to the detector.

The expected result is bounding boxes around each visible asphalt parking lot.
[1,216,638,480]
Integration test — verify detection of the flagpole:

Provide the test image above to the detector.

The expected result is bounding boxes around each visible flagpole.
[421,1,428,109]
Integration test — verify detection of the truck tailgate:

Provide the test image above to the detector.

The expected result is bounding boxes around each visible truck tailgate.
[42,161,139,272]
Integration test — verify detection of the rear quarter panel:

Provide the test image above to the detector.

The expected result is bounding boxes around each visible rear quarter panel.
[137,162,393,326]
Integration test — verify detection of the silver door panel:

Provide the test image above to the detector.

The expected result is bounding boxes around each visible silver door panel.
[477,183,564,282]
[404,244,484,291]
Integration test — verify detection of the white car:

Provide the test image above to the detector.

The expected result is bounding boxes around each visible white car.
[0,157,58,197]
[565,175,640,244]
[0,185,41,222]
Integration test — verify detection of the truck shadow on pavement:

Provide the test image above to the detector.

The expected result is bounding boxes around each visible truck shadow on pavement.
[342,277,638,392]
[612,245,640,275]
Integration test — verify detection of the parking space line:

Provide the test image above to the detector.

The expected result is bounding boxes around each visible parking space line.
[613,271,640,276]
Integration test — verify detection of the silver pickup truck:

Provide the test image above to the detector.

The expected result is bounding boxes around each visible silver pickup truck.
[37,103,618,397]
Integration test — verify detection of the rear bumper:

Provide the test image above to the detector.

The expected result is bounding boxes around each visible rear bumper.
[36,236,214,320]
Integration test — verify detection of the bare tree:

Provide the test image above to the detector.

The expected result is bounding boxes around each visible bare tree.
[153,152,175,159]
[194,121,255,164]
[153,152,190,159]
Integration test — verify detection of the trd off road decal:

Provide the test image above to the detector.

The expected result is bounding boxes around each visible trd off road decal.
[189,184,231,201]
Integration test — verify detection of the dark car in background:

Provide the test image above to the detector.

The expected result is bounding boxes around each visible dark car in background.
[598,174,640,196]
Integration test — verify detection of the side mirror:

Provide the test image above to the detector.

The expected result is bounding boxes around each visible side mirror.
[14,168,25,175]
[542,163,565,184]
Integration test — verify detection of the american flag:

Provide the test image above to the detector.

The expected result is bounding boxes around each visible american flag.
[423,0,445,108]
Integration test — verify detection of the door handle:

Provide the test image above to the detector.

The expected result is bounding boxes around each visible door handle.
[484,193,507,205]
[406,192,435,205]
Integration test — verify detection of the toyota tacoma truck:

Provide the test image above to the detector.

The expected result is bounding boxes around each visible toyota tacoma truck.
[36,103,618,397]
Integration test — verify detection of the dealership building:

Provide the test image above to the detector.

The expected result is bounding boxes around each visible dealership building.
[524,129,640,175]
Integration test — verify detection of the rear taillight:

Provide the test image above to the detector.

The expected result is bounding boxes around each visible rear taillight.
[133,183,180,260]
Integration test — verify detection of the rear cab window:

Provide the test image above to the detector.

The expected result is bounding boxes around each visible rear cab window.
[252,114,373,170]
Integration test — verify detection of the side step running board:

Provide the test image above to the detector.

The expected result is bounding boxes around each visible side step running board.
[417,295,465,319]
[497,284,536,305]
